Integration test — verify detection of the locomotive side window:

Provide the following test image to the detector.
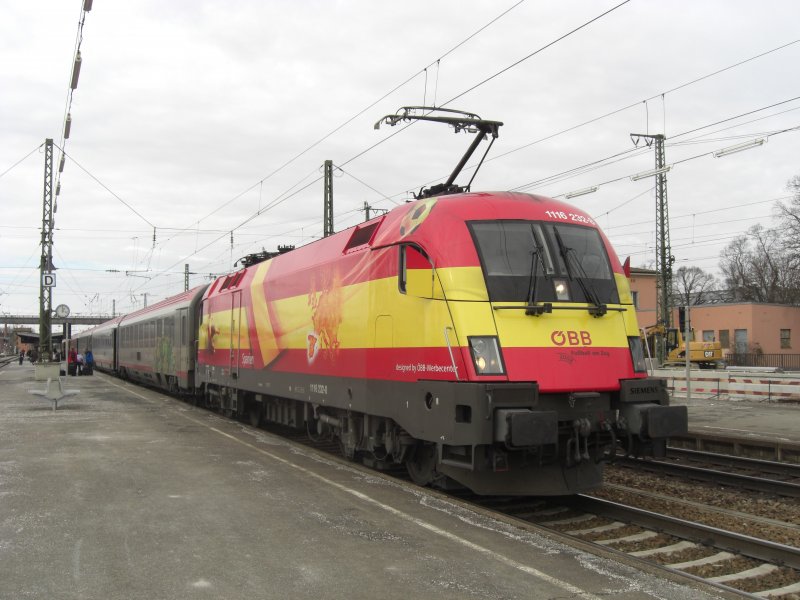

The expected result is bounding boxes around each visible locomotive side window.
[470,220,619,304]
[398,244,436,298]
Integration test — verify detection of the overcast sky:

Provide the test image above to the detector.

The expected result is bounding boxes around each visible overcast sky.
[1,0,798,320]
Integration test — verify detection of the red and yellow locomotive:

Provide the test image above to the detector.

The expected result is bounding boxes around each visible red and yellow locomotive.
[195,191,686,495]
[74,108,686,495]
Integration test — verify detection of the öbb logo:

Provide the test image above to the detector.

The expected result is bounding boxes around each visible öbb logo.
[550,330,592,346]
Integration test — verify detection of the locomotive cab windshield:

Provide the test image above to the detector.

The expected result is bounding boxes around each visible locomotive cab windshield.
[469,220,619,313]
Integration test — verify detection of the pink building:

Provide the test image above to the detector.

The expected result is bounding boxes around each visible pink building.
[627,267,799,356]
[628,268,658,329]
[688,303,799,355]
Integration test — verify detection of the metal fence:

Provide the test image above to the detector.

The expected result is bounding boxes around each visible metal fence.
[724,353,800,370]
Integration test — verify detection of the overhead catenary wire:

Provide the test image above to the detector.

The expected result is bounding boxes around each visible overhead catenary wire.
[55,144,157,229]
[151,0,632,251]
[0,143,44,181]
[55,0,93,211]
[162,0,529,241]
[407,39,800,196]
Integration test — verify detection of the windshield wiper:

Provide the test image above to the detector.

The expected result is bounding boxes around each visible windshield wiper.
[525,237,552,316]
[552,227,607,317]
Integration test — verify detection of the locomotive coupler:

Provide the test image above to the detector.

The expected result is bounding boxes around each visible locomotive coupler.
[598,421,617,464]
[566,418,591,465]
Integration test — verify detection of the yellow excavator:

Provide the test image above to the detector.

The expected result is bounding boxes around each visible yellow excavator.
[641,324,724,369]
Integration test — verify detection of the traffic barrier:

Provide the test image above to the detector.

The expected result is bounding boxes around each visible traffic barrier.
[652,369,800,403]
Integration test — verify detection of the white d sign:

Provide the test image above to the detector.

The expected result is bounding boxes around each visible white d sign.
[42,272,56,287]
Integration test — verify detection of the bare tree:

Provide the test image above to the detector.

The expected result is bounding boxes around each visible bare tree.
[672,266,716,306]
[776,175,800,256]
[720,224,800,303]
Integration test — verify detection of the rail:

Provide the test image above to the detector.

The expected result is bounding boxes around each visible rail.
[670,432,800,464]
[615,455,800,498]
[667,447,800,479]
[566,495,800,570]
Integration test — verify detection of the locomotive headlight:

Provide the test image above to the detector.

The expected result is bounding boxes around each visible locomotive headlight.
[628,336,647,373]
[553,278,570,301]
[469,336,505,375]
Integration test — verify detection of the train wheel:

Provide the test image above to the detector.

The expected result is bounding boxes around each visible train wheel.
[406,443,437,486]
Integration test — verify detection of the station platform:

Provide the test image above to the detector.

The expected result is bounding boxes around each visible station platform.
[0,361,733,600]
[668,379,800,462]
[672,392,800,444]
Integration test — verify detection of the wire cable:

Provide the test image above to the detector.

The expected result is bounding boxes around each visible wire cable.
[0,143,44,181]
[170,1,528,234]
[55,144,156,229]
[441,0,632,108]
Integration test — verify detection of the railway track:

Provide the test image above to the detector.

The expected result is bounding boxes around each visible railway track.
[530,495,800,599]
[615,450,800,498]
[253,415,800,598]
[666,447,800,479]
[474,492,800,598]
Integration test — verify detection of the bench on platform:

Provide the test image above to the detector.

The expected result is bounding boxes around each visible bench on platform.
[28,377,80,411]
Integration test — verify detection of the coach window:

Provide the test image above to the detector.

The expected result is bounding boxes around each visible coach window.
[781,329,791,349]
[181,315,187,346]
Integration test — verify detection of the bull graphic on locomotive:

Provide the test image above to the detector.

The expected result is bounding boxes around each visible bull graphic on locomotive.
[70,108,686,495]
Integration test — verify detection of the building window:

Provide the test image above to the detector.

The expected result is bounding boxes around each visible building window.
[719,330,729,349]
[702,330,715,342]
[781,329,791,349]
[631,290,639,309]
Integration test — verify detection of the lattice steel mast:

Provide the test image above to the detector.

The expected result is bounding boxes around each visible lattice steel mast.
[653,134,673,332]
[38,138,55,361]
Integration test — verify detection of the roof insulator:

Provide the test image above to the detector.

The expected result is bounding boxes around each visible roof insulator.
[70,51,82,90]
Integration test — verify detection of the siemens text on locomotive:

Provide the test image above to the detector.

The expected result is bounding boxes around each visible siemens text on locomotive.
[71,190,687,495]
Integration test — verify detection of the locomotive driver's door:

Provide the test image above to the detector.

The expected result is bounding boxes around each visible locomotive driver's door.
[229,290,243,381]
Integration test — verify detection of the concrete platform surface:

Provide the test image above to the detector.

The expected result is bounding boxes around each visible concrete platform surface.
[0,362,728,600]
[670,391,800,444]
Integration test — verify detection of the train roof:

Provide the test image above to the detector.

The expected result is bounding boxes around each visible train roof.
[232,191,617,273]
[200,191,622,302]
[119,284,209,326]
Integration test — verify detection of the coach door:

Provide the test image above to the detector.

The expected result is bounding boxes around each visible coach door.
[229,290,243,382]
[176,308,189,387]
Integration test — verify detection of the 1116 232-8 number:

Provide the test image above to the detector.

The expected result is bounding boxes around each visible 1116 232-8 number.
[544,210,596,226]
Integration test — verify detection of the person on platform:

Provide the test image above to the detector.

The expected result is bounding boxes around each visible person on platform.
[68,348,78,376]
[18,350,24,365]
[76,351,84,376]
[84,349,94,376]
